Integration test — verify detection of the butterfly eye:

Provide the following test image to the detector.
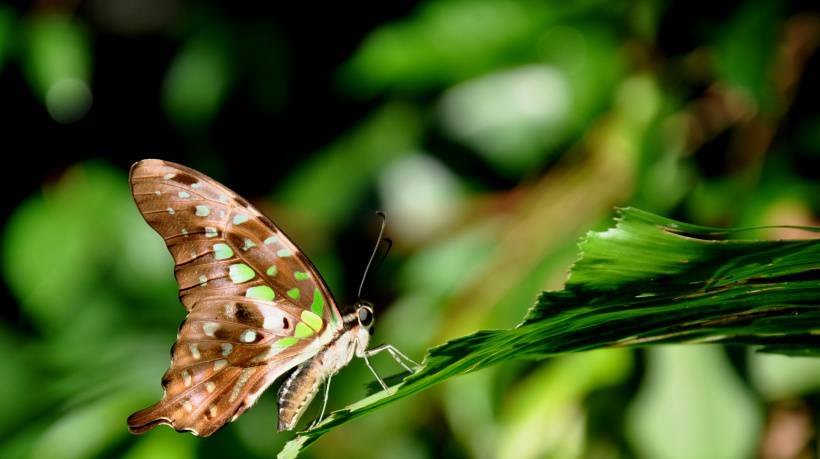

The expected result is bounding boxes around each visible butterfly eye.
[357,306,374,327]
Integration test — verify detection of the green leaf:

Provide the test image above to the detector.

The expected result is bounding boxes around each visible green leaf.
[1,163,131,330]
[714,0,782,113]
[123,428,196,459]
[338,0,613,96]
[626,347,761,459]
[749,351,820,399]
[163,28,233,129]
[31,392,146,459]
[279,207,820,458]
[498,349,633,458]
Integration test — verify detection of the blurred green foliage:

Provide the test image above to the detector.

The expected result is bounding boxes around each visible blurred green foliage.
[22,13,92,123]
[1,0,820,458]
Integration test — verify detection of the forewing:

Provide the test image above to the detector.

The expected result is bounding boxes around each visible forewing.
[129,159,343,327]
[127,159,343,435]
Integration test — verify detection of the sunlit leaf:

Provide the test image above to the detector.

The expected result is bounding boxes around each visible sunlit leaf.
[279,207,820,457]
[439,64,572,174]
[749,351,820,400]
[497,349,633,459]
[378,153,464,241]
[626,346,761,459]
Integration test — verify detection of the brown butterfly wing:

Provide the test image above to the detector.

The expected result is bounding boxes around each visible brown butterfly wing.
[127,159,343,436]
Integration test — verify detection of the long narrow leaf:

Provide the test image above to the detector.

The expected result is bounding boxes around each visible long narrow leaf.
[279,207,820,458]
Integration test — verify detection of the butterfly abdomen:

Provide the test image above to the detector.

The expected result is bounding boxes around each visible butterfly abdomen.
[277,357,325,431]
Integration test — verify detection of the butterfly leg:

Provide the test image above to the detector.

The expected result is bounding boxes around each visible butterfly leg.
[365,344,421,373]
[362,351,391,393]
[308,373,333,430]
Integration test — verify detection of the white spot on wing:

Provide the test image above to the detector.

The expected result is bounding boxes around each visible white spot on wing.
[258,303,287,330]
[241,238,256,251]
[221,343,233,356]
[189,343,201,360]
[240,330,257,343]
[203,322,219,337]
[214,359,228,371]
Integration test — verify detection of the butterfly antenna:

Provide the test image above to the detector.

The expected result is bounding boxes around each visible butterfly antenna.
[358,212,388,299]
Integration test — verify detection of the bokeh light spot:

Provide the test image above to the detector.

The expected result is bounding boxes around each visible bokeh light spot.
[46,77,92,123]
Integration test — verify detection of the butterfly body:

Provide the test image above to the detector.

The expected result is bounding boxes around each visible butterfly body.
[126,159,411,437]
[277,311,371,431]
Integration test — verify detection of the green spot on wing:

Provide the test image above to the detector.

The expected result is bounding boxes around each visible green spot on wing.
[246,286,275,301]
[213,243,234,260]
[229,264,255,283]
[266,265,278,276]
[294,322,314,338]
[311,288,324,317]
[277,248,294,257]
[264,236,278,245]
[195,205,211,216]
[233,214,249,225]
[276,337,299,348]
[294,271,310,281]
[301,310,323,332]
[287,288,301,300]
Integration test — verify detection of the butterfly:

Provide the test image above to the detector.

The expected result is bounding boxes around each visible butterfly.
[126,159,418,436]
